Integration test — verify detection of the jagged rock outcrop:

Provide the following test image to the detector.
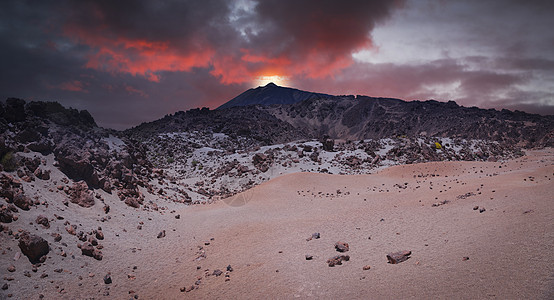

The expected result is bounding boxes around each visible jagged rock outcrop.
[18,231,50,264]
[0,98,154,207]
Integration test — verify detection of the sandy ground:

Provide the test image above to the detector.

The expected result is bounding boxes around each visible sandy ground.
[1,149,553,299]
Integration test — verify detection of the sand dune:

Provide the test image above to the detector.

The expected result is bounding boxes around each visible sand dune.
[1,149,553,299]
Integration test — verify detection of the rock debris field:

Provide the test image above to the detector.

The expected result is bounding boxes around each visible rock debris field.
[1,148,553,299]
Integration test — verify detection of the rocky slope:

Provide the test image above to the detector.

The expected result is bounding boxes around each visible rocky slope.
[0,98,165,210]
[126,105,306,147]
[261,95,554,148]
[0,95,552,299]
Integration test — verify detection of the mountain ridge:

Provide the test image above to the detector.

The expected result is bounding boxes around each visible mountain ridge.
[216,82,333,109]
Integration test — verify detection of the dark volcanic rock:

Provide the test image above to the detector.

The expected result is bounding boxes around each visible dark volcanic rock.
[0,206,14,223]
[95,230,104,240]
[335,241,349,253]
[103,273,112,284]
[1,99,154,212]
[33,168,51,180]
[56,152,96,186]
[386,250,412,264]
[35,215,50,228]
[18,231,50,264]
[51,233,62,242]
[327,255,350,267]
[68,181,95,208]
[123,197,141,208]
[118,187,144,208]
[13,193,32,211]
[80,243,103,260]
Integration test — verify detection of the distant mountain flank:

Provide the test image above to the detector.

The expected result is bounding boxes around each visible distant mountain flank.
[261,95,554,147]
[216,82,332,109]
[212,83,553,147]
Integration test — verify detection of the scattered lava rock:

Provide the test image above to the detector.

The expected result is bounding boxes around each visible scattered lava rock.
[327,255,350,267]
[66,225,77,235]
[80,243,103,260]
[104,273,112,284]
[18,231,50,264]
[387,250,412,264]
[157,230,166,238]
[95,230,104,240]
[363,265,371,270]
[306,232,320,241]
[123,196,141,208]
[35,215,50,228]
[335,241,349,252]
[305,255,313,260]
[51,233,62,242]
[212,269,223,277]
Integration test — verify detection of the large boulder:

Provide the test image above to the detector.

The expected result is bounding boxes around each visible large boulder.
[80,243,103,260]
[13,193,33,211]
[118,187,144,208]
[56,153,95,185]
[0,206,14,223]
[386,250,412,264]
[18,231,50,264]
[68,181,95,208]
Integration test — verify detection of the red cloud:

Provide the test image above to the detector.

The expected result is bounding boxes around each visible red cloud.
[66,25,214,82]
[48,80,87,92]
[61,0,404,85]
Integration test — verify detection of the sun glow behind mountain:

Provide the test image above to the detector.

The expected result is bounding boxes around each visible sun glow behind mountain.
[255,75,290,87]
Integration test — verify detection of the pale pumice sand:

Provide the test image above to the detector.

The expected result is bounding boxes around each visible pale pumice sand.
[1,149,552,299]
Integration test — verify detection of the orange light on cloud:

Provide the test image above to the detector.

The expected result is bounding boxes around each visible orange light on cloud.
[255,75,290,86]
[65,26,214,82]
[47,80,87,92]
[65,23,360,86]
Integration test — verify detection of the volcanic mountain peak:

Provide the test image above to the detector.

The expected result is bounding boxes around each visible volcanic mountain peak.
[216,82,332,109]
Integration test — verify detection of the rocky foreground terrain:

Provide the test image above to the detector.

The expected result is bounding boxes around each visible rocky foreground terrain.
[0,92,553,299]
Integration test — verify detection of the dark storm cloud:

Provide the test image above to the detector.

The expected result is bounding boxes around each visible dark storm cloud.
[0,0,244,128]
[0,0,551,129]
[234,0,405,78]
[0,0,405,129]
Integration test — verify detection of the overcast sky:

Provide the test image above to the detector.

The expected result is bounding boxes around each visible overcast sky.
[1,0,553,129]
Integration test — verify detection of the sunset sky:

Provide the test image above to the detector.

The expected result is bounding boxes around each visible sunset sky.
[1,0,553,129]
